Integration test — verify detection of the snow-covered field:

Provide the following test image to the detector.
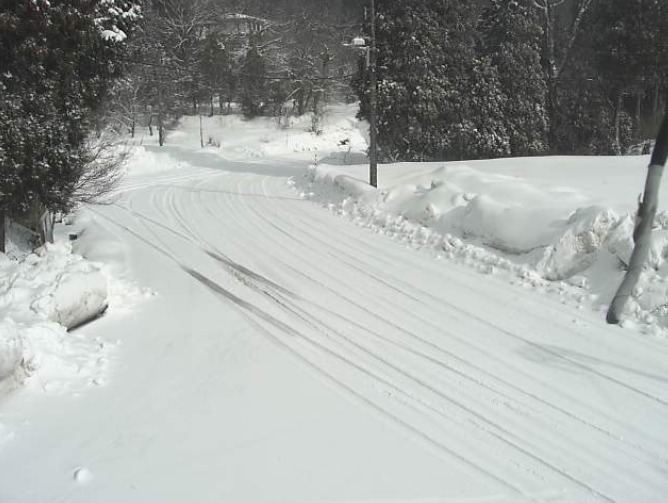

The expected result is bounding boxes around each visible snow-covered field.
[1,104,667,502]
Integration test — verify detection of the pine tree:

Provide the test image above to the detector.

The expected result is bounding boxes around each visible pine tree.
[528,0,600,153]
[198,32,235,115]
[479,0,549,156]
[355,0,509,162]
[240,46,268,118]
[0,0,140,247]
[589,0,668,144]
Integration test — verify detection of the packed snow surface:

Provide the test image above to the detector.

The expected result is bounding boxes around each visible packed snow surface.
[1,104,667,502]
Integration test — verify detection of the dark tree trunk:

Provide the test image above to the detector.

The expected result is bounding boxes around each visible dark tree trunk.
[0,210,6,254]
[613,91,624,155]
[636,88,642,131]
[158,83,165,147]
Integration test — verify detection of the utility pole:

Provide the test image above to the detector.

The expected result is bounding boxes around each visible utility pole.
[607,113,668,324]
[368,0,378,188]
[349,0,378,187]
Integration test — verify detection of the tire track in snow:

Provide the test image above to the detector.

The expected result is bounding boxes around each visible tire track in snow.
[194,176,636,496]
[122,174,668,478]
[149,178,574,497]
[110,171,667,501]
[230,174,668,496]
[260,185,668,409]
[242,178,668,419]
[287,186,668,365]
[90,203,536,501]
[207,174,668,452]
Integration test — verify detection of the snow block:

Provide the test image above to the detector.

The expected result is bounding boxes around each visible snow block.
[48,269,109,330]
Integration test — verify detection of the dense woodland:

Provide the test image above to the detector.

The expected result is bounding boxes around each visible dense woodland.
[356,0,668,161]
[1,0,668,250]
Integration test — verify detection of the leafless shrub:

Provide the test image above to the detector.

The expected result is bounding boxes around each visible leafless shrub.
[72,131,130,205]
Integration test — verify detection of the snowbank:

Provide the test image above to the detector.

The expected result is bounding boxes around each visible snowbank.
[295,161,668,330]
[0,242,111,393]
[30,245,109,329]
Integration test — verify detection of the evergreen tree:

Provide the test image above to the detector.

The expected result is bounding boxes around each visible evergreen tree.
[355,0,508,162]
[589,0,668,143]
[0,0,140,243]
[529,0,596,152]
[479,0,549,156]
[240,46,268,117]
[198,32,236,115]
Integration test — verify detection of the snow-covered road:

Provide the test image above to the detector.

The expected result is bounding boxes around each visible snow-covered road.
[2,115,668,502]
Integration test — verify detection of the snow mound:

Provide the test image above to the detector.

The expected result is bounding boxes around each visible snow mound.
[295,162,668,329]
[537,207,621,280]
[0,242,113,393]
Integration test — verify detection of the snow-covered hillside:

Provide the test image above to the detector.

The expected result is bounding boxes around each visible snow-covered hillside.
[1,104,667,503]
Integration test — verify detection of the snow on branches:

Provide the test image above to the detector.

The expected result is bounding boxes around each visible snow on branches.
[95,0,142,43]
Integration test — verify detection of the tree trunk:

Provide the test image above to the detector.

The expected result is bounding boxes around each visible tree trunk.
[129,101,136,138]
[636,88,643,132]
[38,210,55,245]
[0,210,6,254]
[158,82,165,147]
[613,91,624,155]
[653,78,661,123]
[607,113,668,324]
[157,64,165,146]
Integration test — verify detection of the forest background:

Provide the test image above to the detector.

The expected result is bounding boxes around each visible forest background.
[1,0,667,249]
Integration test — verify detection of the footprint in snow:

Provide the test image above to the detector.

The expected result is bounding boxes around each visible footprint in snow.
[73,467,93,484]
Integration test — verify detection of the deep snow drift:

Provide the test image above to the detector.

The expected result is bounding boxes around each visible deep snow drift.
[1,104,667,503]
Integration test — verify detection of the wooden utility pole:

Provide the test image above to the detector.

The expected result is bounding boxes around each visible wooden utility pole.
[368,0,378,188]
[200,114,204,148]
[607,113,668,324]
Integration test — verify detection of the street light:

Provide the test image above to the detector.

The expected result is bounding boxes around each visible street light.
[347,1,378,188]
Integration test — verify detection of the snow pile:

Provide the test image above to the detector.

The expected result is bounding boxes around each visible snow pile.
[295,161,668,329]
[0,243,112,393]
